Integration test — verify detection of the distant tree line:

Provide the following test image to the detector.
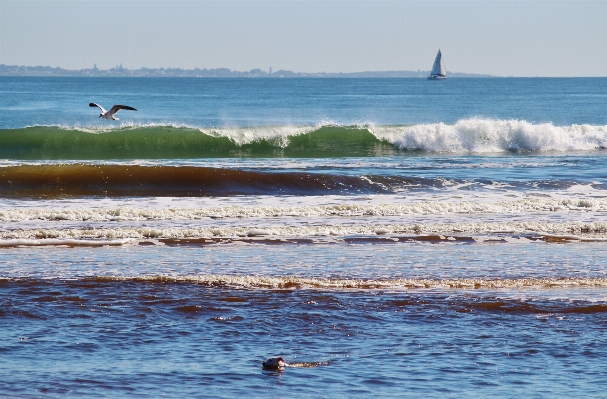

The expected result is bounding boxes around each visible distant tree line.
[0,64,493,78]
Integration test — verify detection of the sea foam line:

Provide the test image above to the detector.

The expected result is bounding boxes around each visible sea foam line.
[0,198,605,222]
[89,275,607,290]
[1,221,606,240]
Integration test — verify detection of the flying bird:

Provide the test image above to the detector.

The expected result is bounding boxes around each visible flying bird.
[89,103,137,120]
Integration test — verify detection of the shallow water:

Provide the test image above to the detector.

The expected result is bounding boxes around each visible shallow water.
[2,244,607,398]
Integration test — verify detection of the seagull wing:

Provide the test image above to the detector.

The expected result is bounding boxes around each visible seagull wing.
[108,105,137,115]
[89,103,107,114]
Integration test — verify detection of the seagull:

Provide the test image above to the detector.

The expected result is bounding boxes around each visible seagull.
[89,103,137,120]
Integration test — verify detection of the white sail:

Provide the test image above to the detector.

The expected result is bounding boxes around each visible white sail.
[429,49,447,79]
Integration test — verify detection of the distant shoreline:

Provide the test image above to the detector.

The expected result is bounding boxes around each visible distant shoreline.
[0,64,495,78]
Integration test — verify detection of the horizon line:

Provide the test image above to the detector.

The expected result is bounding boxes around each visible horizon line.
[0,63,498,78]
[1,63,606,78]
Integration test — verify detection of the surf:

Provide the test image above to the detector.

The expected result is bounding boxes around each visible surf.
[0,119,606,159]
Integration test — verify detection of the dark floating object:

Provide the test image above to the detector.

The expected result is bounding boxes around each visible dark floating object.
[262,356,331,370]
[89,102,137,120]
[262,356,286,370]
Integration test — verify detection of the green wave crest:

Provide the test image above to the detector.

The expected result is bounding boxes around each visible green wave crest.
[0,125,398,159]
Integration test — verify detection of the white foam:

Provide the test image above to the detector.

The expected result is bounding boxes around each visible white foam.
[201,124,317,146]
[0,238,134,247]
[1,221,605,241]
[97,275,607,290]
[0,198,604,222]
[371,118,607,152]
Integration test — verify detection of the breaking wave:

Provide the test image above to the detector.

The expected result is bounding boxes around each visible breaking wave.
[1,118,606,159]
[373,119,607,153]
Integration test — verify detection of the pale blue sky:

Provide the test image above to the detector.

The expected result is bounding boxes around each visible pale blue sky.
[0,0,605,76]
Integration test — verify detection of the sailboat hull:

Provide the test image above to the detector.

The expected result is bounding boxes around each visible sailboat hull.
[427,75,447,80]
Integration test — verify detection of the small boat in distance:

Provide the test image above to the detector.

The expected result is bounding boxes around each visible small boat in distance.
[428,49,447,80]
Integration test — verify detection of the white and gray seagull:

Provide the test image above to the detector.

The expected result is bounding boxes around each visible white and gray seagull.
[89,103,137,120]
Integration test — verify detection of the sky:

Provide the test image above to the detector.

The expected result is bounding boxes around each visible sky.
[0,0,605,77]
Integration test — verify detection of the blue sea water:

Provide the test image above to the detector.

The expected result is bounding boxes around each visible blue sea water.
[0,77,607,397]
[2,77,607,127]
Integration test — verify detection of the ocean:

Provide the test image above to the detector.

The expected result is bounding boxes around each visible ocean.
[1,76,606,397]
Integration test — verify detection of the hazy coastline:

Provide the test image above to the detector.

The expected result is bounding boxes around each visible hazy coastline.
[0,63,494,78]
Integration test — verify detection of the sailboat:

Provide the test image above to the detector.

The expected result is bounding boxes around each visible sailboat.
[428,49,447,80]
